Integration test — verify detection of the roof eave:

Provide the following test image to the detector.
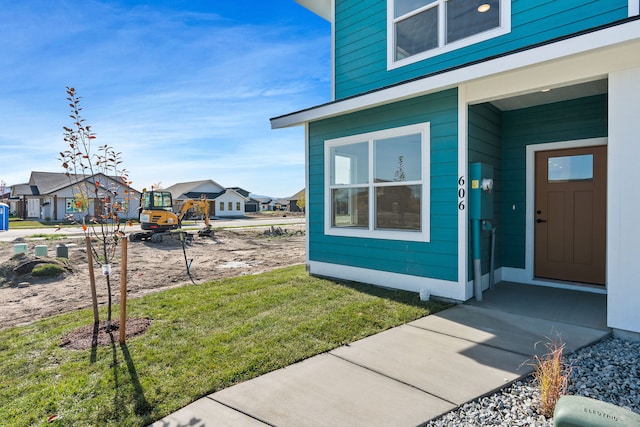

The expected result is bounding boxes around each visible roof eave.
[295,0,332,22]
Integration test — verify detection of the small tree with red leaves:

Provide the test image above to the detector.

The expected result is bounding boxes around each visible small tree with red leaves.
[58,87,132,332]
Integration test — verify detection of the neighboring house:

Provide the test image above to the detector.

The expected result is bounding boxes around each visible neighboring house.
[228,187,260,213]
[164,180,248,218]
[254,196,276,211]
[272,1,640,336]
[288,189,305,213]
[10,171,141,221]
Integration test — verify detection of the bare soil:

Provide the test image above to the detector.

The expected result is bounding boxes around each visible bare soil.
[0,224,305,330]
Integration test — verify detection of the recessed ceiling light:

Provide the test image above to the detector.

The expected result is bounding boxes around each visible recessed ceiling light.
[477,3,491,13]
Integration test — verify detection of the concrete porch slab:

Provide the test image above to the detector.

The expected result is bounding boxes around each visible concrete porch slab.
[468,282,608,330]
[410,305,610,357]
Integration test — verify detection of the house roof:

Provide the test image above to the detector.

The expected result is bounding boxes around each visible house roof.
[183,191,224,200]
[12,183,36,196]
[289,189,305,201]
[29,172,75,194]
[12,172,140,197]
[164,179,225,200]
[227,187,251,198]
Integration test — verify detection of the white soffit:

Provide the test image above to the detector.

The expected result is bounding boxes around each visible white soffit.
[488,79,609,111]
[271,19,640,128]
[295,0,332,21]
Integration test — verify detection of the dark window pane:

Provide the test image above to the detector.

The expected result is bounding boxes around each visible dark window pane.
[446,0,499,44]
[395,0,434,18]
[396,7,438,60]
[376,185,421,230]
[332,188,369,228]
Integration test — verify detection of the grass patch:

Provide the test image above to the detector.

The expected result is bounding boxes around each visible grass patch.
[0,265,447,426]
[31,263,67,277]
[7,219,48,229]
[26,234,67,240]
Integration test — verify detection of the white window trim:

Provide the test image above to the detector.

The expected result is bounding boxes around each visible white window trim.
[387,0,511,70]
[324,122,431,242]
[631,0,640,16]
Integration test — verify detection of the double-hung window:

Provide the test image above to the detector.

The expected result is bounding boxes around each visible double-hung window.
[389,0,510,68]
[325,122,430,242]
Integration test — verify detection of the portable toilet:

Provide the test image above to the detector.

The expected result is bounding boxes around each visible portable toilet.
[0,203,8,232]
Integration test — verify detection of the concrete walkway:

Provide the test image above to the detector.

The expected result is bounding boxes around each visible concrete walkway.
[151,283,609,427]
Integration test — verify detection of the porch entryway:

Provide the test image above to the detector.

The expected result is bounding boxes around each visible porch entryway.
[467,78,610,293]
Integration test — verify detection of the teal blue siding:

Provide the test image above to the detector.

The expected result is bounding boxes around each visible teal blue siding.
[500,94,608,269]
[334,0,628,99]
[468,103,502,280]
[308,88,459,281]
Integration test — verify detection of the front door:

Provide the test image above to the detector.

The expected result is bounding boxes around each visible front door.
[534,146,607,285]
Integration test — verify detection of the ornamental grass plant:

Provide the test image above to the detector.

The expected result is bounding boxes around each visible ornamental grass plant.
[531,337,573,417]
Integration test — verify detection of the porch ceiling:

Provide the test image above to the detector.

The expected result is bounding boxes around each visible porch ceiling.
[489,79,608,111]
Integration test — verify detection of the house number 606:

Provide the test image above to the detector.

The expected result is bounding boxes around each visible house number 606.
[458,176,466,210]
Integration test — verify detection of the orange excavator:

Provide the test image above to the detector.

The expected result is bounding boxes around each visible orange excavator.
[132,190,213,242]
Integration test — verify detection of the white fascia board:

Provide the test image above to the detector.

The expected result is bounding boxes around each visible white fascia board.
[271,19,640,129]
[295,0,332,21]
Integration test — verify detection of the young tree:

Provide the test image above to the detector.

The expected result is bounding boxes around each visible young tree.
[59,87,132,331]
[295,191,306,213]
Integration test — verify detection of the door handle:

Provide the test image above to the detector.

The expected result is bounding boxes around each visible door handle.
[536,218,547,223]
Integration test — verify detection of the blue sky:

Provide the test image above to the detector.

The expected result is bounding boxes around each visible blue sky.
[0,0,331,197]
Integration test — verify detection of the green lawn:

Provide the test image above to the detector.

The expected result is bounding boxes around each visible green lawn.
[0,265,447,426]
[7,218,51,228]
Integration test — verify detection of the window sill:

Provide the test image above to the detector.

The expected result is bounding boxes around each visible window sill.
[325,226,430,242]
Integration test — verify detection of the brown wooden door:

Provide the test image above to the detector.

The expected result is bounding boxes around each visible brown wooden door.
[534,146,607,285]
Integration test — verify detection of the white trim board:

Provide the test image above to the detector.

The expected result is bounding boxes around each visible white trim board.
[524,138,608,288]
[307,261,464,301]
[304,122,311,265]
[457,86,470,298]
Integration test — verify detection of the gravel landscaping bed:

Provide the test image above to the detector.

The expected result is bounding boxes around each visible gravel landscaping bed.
[426,336,640,427]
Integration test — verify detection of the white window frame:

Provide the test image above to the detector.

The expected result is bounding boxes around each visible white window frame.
[631,0,640,16]
[324,122,431,242]
[387,0,511,70]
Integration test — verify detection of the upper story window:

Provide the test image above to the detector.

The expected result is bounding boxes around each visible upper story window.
[389,0,510,68]
[325,122,430,242]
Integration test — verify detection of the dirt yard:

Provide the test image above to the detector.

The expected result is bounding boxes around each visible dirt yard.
[0,224,305,330]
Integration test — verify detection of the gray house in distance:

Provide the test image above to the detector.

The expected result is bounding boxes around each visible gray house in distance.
[11,171,141,221]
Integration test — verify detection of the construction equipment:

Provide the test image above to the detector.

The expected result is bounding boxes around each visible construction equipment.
[131,190,213,242]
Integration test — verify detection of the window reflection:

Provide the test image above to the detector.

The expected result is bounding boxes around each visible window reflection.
[548,154,593,182]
